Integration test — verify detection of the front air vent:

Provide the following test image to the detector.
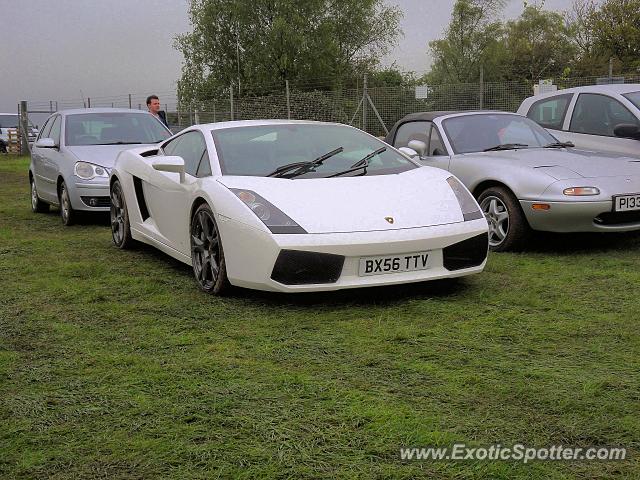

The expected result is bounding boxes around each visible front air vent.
[132,176,150,220]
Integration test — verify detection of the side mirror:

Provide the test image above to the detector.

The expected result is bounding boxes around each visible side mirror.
[35,138,56,149]
[152,155,186,183]
[613,123,640,140]
[398,147,419,158]
[408,139,427,157]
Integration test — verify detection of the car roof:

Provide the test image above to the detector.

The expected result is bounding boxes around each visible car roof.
[521,83,640,105]
[55,108,155,116]
[191,119,350,131]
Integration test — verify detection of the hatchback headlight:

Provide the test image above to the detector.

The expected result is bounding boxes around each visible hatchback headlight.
[230,188,306,234]
[447,176,484,221]
[74,161,109,180]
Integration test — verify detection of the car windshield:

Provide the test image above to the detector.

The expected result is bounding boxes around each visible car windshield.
[65,113,171,146]
[212,124,417,178]
[622,91,640,110]
[442,114,558,154]
[0,115,19,129]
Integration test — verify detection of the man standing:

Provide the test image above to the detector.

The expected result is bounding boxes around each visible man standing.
[146,95,169,128]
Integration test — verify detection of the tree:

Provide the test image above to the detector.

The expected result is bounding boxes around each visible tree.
[588,0,640,73]
[500,3,576,81]
[426,0,506,84]
[175,0,402,104]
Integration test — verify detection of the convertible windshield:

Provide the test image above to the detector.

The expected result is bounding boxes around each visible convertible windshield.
[442,114,557,154]
[65,113,171,146]
[212,124,417,178]
[622,91,640,110]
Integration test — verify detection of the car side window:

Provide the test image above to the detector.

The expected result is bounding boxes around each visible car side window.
[570,93,639,136]
[428,125,447,156]
[393,121,430,148]
[39,117,53,140]
[195,150,212,177]
[526,94,572,130]
[48,116,62,146]
[163,131,207,177]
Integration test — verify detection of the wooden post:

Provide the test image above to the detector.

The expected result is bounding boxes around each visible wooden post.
[87,97,91,108]
[19,101,30,155]
[128,94,132,109]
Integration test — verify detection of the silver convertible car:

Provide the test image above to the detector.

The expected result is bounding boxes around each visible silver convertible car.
[29,108,171,225]
[386,111,640,251]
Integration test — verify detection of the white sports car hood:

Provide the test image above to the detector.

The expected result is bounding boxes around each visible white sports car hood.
[218,167,466,233]
[67,144,157,168]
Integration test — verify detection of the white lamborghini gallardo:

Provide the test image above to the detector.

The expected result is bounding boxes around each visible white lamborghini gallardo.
[109,120,489,294]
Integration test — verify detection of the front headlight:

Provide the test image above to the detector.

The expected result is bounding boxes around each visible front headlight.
[446,176,484,221]
[230,188,307,234]
[563,187,600,196]
[74,162,109,180]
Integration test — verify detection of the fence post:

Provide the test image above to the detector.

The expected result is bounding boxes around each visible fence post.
[19,101,30,155]
[479,65,484,110]
[128,94,132,109]
[609,57,613,79]
[213,101,216,123]
[49,101,53,113]
[286,80,291,120]
[362,74,368,131]
[55,101,58,111]
[87,97,91,108]
[230,85,235,121]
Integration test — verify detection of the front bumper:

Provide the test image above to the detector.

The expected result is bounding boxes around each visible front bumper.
[520,199,640,232]
[219,216,489,293]
[68,179,110,212]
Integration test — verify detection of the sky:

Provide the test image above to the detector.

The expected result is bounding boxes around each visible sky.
[0,0,573,115]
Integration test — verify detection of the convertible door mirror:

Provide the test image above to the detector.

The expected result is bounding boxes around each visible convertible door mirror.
[613,123,640,140]
[35,138,56,149]
[407,139,427,157]
[399,147,419,158]
[152,155,186,183]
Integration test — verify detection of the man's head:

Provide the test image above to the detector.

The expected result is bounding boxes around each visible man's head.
[146,95,160,114]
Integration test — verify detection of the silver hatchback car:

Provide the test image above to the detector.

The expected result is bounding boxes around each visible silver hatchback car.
[518,84,640,158]
[29,108,171,225]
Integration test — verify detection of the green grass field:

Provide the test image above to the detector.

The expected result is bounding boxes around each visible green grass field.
[1,156,639,479]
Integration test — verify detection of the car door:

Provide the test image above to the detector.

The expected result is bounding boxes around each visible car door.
[143,130,209,254]
[391,120,451,171]
[563,93,640,157]
[31,116,54,198]
[39,115,63,201]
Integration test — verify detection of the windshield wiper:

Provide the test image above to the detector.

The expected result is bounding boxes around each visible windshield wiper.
[544,141,574,148]
[327,146,386,178]
[483,143,529,152]
[267,147,344,178]
[96,141,143,145]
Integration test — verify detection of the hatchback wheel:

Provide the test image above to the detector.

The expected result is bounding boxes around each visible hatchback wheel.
[190,203,229,294]
[478,186,529,251]
[30,177,49,213]
[59,181,76,226]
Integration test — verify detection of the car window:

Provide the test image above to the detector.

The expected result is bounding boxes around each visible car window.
[526,94,572,129]
[428,125,447,156]
[196,150,212,177]
[49,116,62,145]
[570,93,639,136]
[622,91,640,110]
[393,121,430,148]
[213,124,417,178]
[164,131,207,177]
[39,117,54,140]
[0,115,19,129]
[442,114,556,154]
[64,113,170,146]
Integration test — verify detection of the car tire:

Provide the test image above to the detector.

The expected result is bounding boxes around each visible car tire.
[110,179,134,249]
[58,180,76,226]
[190,203,230,295]
[30,176,49,213]
[478,186,530,252]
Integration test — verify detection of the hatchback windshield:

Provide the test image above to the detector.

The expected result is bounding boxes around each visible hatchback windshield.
[622,91,640,110]
[442,114,557,154]
[0,115,19,129]
[212,124,417,178]
[65,113,171,146]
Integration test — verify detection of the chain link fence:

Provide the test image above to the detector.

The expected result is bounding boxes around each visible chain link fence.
[20,73,640,148]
